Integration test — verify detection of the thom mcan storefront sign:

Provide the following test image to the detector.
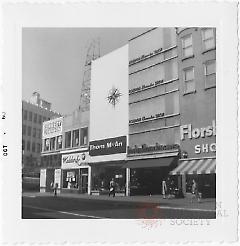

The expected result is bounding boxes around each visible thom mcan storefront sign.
[61,152,89,169]
[89,136,127,156]
[180,120,216,154]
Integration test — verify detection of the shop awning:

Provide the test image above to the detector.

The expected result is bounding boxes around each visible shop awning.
[170,158,216,175]
[124,157,175,169]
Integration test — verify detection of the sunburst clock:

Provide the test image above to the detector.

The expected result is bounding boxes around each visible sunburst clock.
[107,86,122,107]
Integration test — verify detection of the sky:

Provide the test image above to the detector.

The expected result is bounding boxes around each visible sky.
[22,28,150,115]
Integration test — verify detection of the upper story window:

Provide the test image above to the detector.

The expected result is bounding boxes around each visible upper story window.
[204,60,216,88]
[27,126,32,136]
[56,135,62,149]
[28,111,32,121]
[22,125,26,135]
[37,143,41,153]
[182,34,193,59]
[44,139,50,151]
[34,113,37,123]
[202,28,215,51]
[32,142,36,153]
[27,141,31,151]
[23,110,28,120]
[50,137,56,151]
[72,129,80,147]
[33,128,36,138]
[38,129,42,139]
[80,127,88,146]
[183,67,195,94]
[38,115,42,124]
[65,131,72,148]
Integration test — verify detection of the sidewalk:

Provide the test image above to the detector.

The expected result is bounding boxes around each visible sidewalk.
[23,191,216,211]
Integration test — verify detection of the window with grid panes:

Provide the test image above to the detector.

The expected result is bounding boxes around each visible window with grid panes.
[183,67,195,93]
[204,60,216,88]
[182,34,193,58]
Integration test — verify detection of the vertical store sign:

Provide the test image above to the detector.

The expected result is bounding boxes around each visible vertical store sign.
[90,45,129,162]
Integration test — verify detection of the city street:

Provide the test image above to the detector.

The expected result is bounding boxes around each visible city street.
[22,192,215,219]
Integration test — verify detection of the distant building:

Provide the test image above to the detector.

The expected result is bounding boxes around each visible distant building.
[22,92,61,174]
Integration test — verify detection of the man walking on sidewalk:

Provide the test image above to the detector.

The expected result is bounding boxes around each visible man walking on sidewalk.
[109,178,116,197]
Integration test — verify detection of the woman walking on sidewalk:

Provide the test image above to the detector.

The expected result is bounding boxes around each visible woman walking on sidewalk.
[109,178,116,197]
[191,179,201,203]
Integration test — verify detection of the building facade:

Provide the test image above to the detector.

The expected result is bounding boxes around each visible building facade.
[22,92,61,174]
[40,109,90,194]
[125,28,180,195]
[170,27,216,197]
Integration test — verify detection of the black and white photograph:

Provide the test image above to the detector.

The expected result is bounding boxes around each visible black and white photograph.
[21,27,216,219]
[1,1,238,243]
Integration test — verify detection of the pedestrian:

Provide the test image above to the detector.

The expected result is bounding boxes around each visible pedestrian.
[166,177,171,199]
[191,179,200,203]
[50,181,54,193]
[54,183,58,197]
[109,178,116,197]
[162,180,167,199]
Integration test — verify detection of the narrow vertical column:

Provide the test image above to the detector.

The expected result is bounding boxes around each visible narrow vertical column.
[88,166,92,195]
[126,168,130,196]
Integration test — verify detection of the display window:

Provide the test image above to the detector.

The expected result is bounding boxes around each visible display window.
[91,165,125,193]
[62,169,79,189]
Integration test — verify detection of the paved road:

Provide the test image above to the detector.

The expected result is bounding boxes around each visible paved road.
[22,194,215,219]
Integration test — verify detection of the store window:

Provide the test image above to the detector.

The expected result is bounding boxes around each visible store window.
[27,141,30,151]
[27,126,32,136]
[182,34,193,59]
[183,67,195,94]
[50,137,56,151]
[33,128,36,138]
[65,131,71,148]
[80,127,88,146]
[56,135,63,149]
[32,142,36,152]
[72,129,80,147]
[202,28,215,51]
[204,60,216,88]
[44,138,50,151]
[28,111,32,121]
[22,125,26,135]
[38,115,42,124]
[23,110,28,120]
[62,169,79,189]
[34,113,37,123]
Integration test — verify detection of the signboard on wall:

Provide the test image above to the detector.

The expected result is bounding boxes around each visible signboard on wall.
[180,120,216,157]
[90,45,128,162]
[61,152,89,169]
[89,135,127,156]
[42,117,63,139]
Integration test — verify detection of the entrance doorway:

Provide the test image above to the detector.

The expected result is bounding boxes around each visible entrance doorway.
[79,168,88,193]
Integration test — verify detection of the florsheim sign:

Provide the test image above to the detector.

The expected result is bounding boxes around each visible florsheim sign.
[89,136,127,156]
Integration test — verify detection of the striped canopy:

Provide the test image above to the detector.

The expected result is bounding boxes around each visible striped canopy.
[170,158,216,175]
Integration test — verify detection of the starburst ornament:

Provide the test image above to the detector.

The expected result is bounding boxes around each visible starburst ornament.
[107,86,122,107]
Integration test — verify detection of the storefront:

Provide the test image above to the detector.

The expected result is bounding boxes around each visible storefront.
[170,121,216,198]
[125,145,180,196]
[89,136,127,196]
[61,151,91,194]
